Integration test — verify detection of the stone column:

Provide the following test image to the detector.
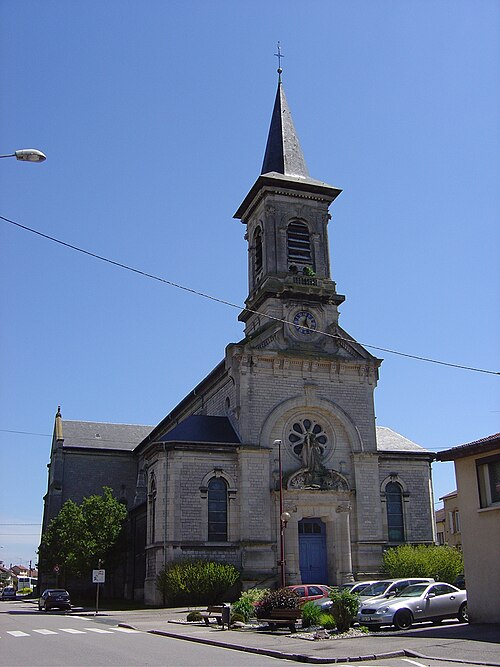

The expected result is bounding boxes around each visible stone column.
[335,503,354,583]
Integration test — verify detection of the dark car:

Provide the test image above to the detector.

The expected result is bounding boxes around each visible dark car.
[38,589,71,611]
[1,587,16,600]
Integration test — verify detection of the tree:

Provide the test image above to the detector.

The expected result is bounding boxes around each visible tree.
[383,544,464,583]
[39,487,127,580]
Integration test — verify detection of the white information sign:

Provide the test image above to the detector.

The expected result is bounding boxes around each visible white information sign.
[92,569,106,584]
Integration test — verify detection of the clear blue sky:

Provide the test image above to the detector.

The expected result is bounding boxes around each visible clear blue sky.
[1,1,498,569]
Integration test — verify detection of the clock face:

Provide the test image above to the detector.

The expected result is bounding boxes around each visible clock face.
[293,310,317,335]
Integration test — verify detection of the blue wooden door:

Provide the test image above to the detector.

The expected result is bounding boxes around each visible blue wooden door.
[298,518,328,583]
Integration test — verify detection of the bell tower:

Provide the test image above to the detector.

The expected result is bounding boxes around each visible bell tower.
[234,75,348,352]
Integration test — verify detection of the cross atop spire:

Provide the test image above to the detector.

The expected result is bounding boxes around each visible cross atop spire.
[275,41,284,82]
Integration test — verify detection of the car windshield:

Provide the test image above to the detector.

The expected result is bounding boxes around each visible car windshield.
[395,584,428,597]
[359,581,392,596]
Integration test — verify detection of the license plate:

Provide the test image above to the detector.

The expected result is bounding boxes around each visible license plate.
[360,615,375,621]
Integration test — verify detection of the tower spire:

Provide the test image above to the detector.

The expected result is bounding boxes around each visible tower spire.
[261,49,309,178]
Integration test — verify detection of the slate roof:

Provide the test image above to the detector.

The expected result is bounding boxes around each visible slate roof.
[375,426,429,453]
[157,415,241,445]
[61,420,154,451]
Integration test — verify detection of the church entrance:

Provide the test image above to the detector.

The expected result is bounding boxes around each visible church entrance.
[298,518,328,583]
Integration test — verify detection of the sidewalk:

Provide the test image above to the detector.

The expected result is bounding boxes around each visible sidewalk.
[110,607,500,666]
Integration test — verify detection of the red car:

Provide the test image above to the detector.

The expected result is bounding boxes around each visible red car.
[287,584,332,603]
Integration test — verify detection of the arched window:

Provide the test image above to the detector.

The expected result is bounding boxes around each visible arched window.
[208,477,227,541]
[254,227,263,277]
[287,221,312,265]
[386,481,404,542]
[149,477,157,544]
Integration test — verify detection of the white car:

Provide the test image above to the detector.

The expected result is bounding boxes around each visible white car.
[358,582,467,630]
[357,578,435,604]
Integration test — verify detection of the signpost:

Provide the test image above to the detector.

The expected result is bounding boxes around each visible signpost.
[92,567,105,615]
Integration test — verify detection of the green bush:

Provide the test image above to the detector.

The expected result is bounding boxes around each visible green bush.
[255,588,299,619]
[318,612,336,630]
[156,559,240,606]
[382,545,464,583]
[301,600,322,628]
[17,587,32,595]
[186,611,203,622]
[231,588,269,621]
[328,589,359,633]
[231,596,254,622]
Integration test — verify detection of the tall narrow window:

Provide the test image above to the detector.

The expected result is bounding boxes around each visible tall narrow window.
[386,481,404,542]
[287,221,312,264]
[254,228,263,277]
[149,478,157,544]
[208,477,228,541]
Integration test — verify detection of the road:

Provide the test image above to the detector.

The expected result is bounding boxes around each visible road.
[1,600,290,666]
[0,600,493,667]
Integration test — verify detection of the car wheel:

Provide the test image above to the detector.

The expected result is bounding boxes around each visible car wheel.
[458,602,468,623]
[393,609,413,630]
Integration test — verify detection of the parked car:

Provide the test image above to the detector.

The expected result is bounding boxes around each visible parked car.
[357,582,467,630]
[357,578,435,604]
[336,581,379,595]
[1,587,16,600]
[38,589,71,612]
[286,584,332,604]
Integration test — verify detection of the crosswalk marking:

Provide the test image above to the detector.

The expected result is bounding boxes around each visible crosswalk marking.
[59,628,86,634]
[84,627,114,633]
[1,626,142,639]
[113,627,141,633]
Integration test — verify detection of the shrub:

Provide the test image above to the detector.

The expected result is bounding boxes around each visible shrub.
[156,559,240,606]
[231,588,269,621]
[328,589,359,633]
[186,611,202,622]
[382,545,464,583]
[318,612,336,630]
[231,596,254,622]
[255,588,299,619]
[301,601,322,628]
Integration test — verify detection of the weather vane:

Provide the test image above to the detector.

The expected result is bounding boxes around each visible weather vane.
[275,41,284,81]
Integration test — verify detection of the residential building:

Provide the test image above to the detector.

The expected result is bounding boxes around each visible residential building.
[437,433,500,623]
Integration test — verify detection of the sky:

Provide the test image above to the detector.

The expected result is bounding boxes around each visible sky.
[0,0,498,569]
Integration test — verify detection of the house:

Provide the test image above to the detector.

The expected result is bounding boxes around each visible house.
[438,490,462,549]
[435,507,445,545]
[437,433,500,623]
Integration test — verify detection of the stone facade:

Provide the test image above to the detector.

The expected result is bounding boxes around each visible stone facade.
[41,79,436,605]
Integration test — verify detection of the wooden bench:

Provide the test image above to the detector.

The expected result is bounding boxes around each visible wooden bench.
[199,605,229,629]
[258,608,302,632]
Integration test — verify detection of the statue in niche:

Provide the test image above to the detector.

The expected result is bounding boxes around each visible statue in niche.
[301,432,323,474]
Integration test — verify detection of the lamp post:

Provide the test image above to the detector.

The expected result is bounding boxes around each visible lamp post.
[274,439,291,588]
[0,148,46,162]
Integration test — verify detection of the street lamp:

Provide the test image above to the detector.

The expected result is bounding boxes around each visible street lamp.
[0,148,46,162]
[274,439,291,588]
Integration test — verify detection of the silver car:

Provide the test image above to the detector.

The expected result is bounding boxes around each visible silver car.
[357,578,435,604]
[358,582,468,630]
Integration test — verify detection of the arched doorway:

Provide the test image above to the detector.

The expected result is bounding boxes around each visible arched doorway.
[298,518,328,583]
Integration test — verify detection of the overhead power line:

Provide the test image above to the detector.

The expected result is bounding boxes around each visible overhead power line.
[1,213,498,376]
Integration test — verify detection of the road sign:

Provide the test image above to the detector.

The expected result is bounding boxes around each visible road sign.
[92,569,105,584]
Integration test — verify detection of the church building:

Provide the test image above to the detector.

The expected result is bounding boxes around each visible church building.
[41,75,435,604]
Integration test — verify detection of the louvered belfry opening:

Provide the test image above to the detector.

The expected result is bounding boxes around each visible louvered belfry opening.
[287,221,312,267]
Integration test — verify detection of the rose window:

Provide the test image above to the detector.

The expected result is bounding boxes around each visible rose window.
[288,419,328,460]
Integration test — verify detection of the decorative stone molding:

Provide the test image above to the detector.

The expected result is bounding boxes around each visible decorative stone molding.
[288,467,350,492]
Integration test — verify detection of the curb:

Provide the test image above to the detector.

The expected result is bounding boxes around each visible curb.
[117,623,500,666]
[119,625,406,664]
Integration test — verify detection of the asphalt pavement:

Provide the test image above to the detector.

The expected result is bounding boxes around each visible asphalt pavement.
[107,606,500,666]
[20,600,500,665]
